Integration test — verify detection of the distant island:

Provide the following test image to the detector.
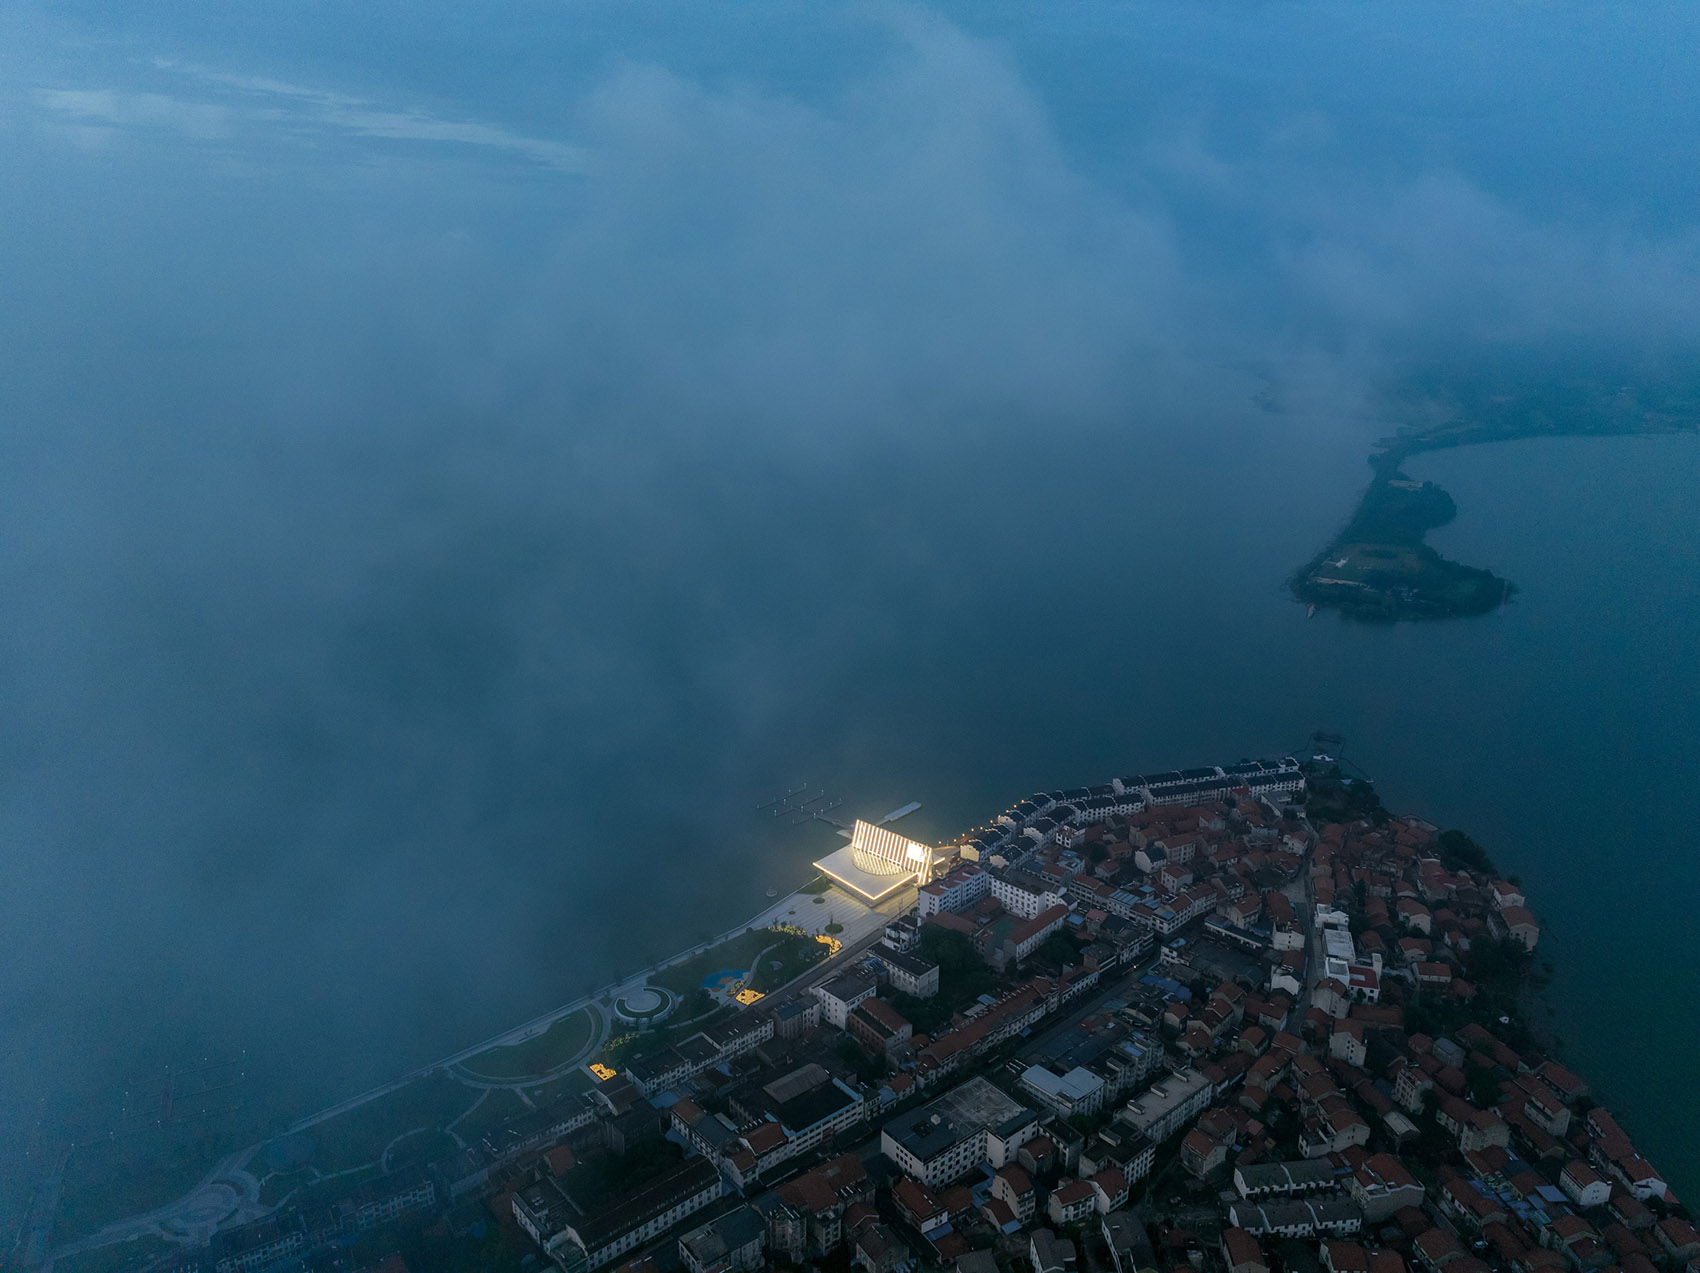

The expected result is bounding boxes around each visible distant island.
[1293,374,1699,622]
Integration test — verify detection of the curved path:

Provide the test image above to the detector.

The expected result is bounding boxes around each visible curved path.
[379,1127,442,1174]
[49,882,899,1264]
[452,1004,606,1088]
[50,1150,265,1260]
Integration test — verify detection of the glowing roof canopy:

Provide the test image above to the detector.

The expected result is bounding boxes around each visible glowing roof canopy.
[813,819,942,901]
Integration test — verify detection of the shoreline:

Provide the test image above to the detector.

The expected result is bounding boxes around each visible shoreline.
[40,759,1301,1257]
[43,865,901,1262]
[44,758,1693,1265]
[1291,396,1698,622]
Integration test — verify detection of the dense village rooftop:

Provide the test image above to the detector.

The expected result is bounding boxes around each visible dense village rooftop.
[884,1076,1034,1160]
[142,757,1686,1273]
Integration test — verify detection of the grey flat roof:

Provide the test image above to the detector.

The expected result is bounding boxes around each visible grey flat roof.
[1236,1159,1340,1192]
[877,948,939,977]
[569,1156,721,1251]
[776,1079,859,1132]
[821,969,876,1000]
[1121,1068,1211,1127]
[1229,1196,1362,1232]
[884,1076,1034,1163]
[682,1203,765,1260]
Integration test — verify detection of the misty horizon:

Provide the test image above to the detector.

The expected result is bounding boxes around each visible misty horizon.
[4,0,1699,1247]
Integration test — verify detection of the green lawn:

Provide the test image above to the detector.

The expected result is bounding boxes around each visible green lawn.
[458,1008,598,1081]
[258,1162,316,1207]
[748,932,830,992]
[50,1012,598,1247]
[448,1087,533,1143]
[652,930,781,996]
[384,1128,459,1171]
[306,1075,480,1175]
[524,1068,595,1102]
[53,1235,177,1273]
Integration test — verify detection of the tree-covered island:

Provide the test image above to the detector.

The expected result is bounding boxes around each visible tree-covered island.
[1294,370,1699,622]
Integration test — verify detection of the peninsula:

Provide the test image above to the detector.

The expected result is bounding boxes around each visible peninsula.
[1293,374,1699,621]
[36,754,1690,1273]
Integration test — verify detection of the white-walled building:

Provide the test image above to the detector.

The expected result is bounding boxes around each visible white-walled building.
[815,819,945,901]
[515,1156,723,1270]
[998,904,1071,970]
[881,1077,1039,1188]
[991,872,1066,921]
[918,864,991,917]
[1560,1161,1611,1210]
[1021,1065,1106,1119]
[1120,1069,1213,1144]
[814,971,877,1029]
[1227,1198,1363,1239]
[876,948,941,999]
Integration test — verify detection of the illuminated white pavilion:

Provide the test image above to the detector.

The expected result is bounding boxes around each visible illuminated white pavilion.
[813,819,943,902]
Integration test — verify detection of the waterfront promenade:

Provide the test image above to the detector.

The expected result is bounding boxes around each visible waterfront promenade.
[45,870,910,1266]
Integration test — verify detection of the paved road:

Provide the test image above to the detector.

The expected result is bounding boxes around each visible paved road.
[609,936,1165,1273]
[1016,955,1162,1066]
[1294,815,1320,1020]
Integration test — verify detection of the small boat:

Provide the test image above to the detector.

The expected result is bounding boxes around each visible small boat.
[1306,604,1317,619]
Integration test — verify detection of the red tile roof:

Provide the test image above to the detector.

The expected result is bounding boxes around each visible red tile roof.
[743,1121,787,1154]
[1092,1167,1129,1199]
[1052,1178,1095,1205]
[1223,1227,1266,1270]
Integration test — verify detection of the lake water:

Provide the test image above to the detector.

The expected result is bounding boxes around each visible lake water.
[5,414,1694,1224]
[1400,435,1700,1191]
[8,0,1700,1231]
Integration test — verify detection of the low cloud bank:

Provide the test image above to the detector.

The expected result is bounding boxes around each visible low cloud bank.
[1,0,1697,1220]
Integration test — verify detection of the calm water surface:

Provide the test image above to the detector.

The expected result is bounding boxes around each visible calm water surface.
[14,420,1697,1217]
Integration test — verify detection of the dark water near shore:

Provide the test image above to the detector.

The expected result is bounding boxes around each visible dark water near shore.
[1398,436,1700,1189]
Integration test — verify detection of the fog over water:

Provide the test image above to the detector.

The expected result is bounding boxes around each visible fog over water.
[3,0,1700,1223]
